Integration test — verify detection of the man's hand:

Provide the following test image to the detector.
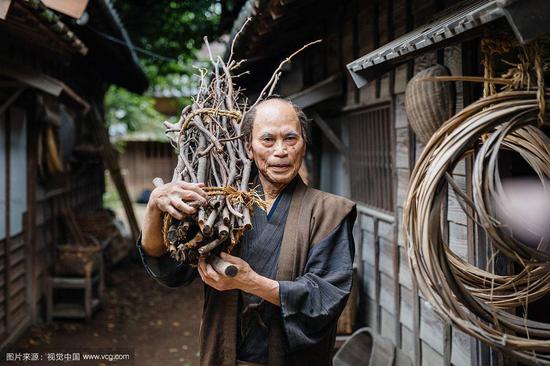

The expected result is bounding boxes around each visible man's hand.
[197,252,281,306]
[197,252,253,291]
[142,181,207,257]
[149,181,207,219]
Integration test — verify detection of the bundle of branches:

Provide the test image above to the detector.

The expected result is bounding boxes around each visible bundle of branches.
[156,20,320,275]
[404,39,550,365]
[158,48,256,272]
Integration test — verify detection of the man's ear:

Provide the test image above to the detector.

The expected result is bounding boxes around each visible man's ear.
[245,140,254,160]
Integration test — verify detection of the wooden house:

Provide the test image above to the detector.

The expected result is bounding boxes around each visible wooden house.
[117,132,177,202]
[0,0,146,349]
[226,0,550,365]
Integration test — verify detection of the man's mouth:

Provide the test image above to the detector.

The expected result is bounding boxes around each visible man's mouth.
[269,163,291,171]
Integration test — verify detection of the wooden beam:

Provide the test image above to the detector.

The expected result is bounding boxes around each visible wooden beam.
[441,158,452,366]
[4,109,11,334]
[390,97,402,348]
[373,217,381,333]
[0,62,63,96]
[288,74,342,109]
[91,104,140,242]
[309,111,347,157]
[0,88,25,115]
[26,98,38,323]
[352,0,360,104]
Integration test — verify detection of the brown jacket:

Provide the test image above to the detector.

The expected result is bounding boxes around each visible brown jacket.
[199,177,356,366]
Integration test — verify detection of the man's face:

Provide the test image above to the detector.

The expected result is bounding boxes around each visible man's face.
[246,100,306,187]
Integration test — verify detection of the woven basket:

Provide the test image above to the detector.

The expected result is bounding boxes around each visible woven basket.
[405,64,456,144]
[76,209,117,241]
[55,244,101,277]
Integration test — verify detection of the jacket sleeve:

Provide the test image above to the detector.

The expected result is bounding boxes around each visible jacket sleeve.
[136,232,197,288]
[277,208,356,351]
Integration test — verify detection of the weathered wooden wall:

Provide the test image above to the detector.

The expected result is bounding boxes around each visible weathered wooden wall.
[341,1,480,364]
[0,106,31,349]
[0,98,104,349]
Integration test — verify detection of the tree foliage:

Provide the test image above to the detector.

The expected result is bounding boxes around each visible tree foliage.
[105,86,162,131]
[105,1,245,137]
[112,0,243,82]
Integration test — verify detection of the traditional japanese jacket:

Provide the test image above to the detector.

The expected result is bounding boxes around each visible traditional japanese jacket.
[137,175,356,366]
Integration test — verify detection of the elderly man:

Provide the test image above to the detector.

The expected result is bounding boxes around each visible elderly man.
[137,98,356,366]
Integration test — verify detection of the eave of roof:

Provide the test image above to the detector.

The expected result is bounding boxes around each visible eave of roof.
[224,0,320,62]
[347,0,550,88]
[97,0,141,69]
[21,0,88,55]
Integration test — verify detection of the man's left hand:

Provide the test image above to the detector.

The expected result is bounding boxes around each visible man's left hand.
[197,252,255,292]
[198,252,281,306]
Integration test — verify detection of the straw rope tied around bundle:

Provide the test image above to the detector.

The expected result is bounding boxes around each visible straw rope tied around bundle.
[153,18,321,277]
[404,37,550,365]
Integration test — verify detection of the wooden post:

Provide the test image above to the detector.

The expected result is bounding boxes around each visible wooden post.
[91,104,140,241]
[26,96,38,322]
[390,95,402,347]
[4,108,11,335]
[373,217,381,333]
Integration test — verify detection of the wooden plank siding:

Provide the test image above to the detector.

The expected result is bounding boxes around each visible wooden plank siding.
[0,106,32,348]
[25,102,105,342]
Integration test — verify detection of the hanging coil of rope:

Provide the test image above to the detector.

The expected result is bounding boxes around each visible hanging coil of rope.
[404,37,550,365]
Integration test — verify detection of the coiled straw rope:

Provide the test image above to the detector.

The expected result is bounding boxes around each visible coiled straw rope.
[404,38,550,364]
[404,90,550,365]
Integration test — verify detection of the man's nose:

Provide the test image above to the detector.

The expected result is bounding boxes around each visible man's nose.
[273,140,288,156]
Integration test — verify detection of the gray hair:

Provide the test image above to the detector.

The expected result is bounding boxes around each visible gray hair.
[241,97,310,145]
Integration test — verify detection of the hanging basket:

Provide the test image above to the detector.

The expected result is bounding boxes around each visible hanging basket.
[405,64,456,144]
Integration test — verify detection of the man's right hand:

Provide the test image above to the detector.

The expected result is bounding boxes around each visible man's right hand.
[142,181,207,257]
[149,181,208,220]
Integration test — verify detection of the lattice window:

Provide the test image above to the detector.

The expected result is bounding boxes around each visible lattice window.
[347,104,394,212]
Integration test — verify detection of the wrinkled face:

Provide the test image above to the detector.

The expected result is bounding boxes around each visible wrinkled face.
[245,100,306,187]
